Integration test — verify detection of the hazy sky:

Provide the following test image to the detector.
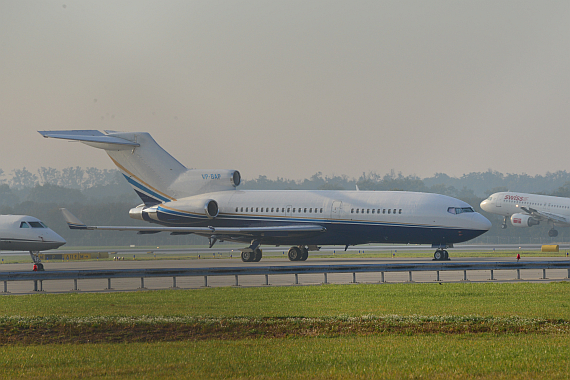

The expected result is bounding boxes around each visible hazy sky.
[1,1,569,181]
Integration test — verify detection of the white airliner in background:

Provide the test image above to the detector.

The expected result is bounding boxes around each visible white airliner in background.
[481,192,570,237]
[0,215,66,269]
[40,130,491,261]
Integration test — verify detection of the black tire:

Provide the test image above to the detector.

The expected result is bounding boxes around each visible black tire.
[443,250,449,260]
[288,247,301,261]
[434,250,443,260]
[253,248,262,262]
[241,251,253,262]
[549,229,559,237]
[501,224,507,229]
[300,247,308,261]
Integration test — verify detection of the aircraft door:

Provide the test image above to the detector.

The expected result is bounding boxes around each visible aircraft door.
[331,201,343,219]
[495,196,502,208]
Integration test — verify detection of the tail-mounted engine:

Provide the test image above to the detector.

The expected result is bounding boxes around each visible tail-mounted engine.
[511,213,540,227]
[129,197,219,223]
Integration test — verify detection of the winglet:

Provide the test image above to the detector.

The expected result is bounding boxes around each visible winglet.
[60,208,88,229]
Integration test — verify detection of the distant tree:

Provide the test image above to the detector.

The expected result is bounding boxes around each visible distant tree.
[10,168,38,189]
[60,167,85,189]
[37,167,61,186]
[26,183,86,204]
[0,184,19,206]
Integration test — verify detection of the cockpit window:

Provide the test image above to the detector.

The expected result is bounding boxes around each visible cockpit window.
[28,221,46,228]
[20,222,30,228]
[447,207,475,214]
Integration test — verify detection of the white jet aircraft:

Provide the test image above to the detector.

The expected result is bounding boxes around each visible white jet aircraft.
[0,214,66,270]
[40,130,491,261]
[481,191,570,237]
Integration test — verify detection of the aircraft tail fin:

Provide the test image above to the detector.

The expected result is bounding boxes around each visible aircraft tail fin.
[60,208,88,230]
[40,130,241,204]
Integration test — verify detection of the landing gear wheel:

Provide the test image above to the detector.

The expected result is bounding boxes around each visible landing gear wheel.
[443,250,449,260]
[252,248,262,262]
[549,229,558,237]
[434,250,443,261]
[241,251,254,262]
[501,224,507,229]
[299,247,308,261]
[288,246,301,261]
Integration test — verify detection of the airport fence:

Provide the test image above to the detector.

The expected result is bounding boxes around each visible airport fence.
[2,261,570,293]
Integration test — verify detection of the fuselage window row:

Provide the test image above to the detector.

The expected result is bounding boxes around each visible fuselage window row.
[234,207,324,213]
[350,208,402,215]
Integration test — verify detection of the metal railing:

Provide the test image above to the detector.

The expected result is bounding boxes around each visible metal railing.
[2,261,570,293]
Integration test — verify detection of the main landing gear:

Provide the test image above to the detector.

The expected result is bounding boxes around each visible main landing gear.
[433,249,449,261]
[287,246,309,262]
[549,229,559,237]
[501,216,508,229]
[239,242,314,263]
[241,248,262,262]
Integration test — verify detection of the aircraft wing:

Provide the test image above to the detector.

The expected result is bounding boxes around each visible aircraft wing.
[519,206,570,226]
[60,208,326,239]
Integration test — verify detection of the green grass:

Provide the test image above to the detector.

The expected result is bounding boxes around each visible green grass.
[2,336,570,379]
[3,281,570,379]
[2,282,570,319]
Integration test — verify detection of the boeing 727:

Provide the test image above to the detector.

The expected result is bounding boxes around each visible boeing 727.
[0,214,66,269]
[481,191,570,237]
[40,130,491,261]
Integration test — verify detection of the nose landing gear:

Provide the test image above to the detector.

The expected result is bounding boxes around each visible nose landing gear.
[29,251,44,271]
[433,249,449,261]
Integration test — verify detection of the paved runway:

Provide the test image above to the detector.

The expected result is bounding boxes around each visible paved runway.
[2,255,570,295]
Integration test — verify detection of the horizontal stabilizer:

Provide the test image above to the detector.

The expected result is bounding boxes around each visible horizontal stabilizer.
[39,130,140,147]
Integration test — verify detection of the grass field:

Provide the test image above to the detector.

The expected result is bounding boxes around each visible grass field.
[2,282,570,379]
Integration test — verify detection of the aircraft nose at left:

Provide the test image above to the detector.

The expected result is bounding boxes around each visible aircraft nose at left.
[472,212,492,231]
[44,229,67,249]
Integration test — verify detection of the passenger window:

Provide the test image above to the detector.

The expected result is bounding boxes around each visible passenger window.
[293,208,296,213]
[304,208,307,213]
[356,209,359,213]
[235,207,238,212]
[388,209,391,214]
[372,209,375,214]
[399,209,402,214]
[246,207,248,212]
[256,207,259,212]
[393,209,396,214]
[377,209,381,214]
[309,208,312,213]
[287,208,290,212]
[383,209,386,214]
[320,208,323,213]
[367,209,370,214]
[351,209,354,213]
[20,222,30,228]
[240,207,243,212]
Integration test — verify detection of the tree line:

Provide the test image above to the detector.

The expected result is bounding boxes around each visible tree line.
[2,167,570,247]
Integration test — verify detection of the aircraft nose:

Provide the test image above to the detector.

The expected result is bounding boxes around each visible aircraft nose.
[473,213,492,231]
[44,229,67,248]
[480,199,492,212]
